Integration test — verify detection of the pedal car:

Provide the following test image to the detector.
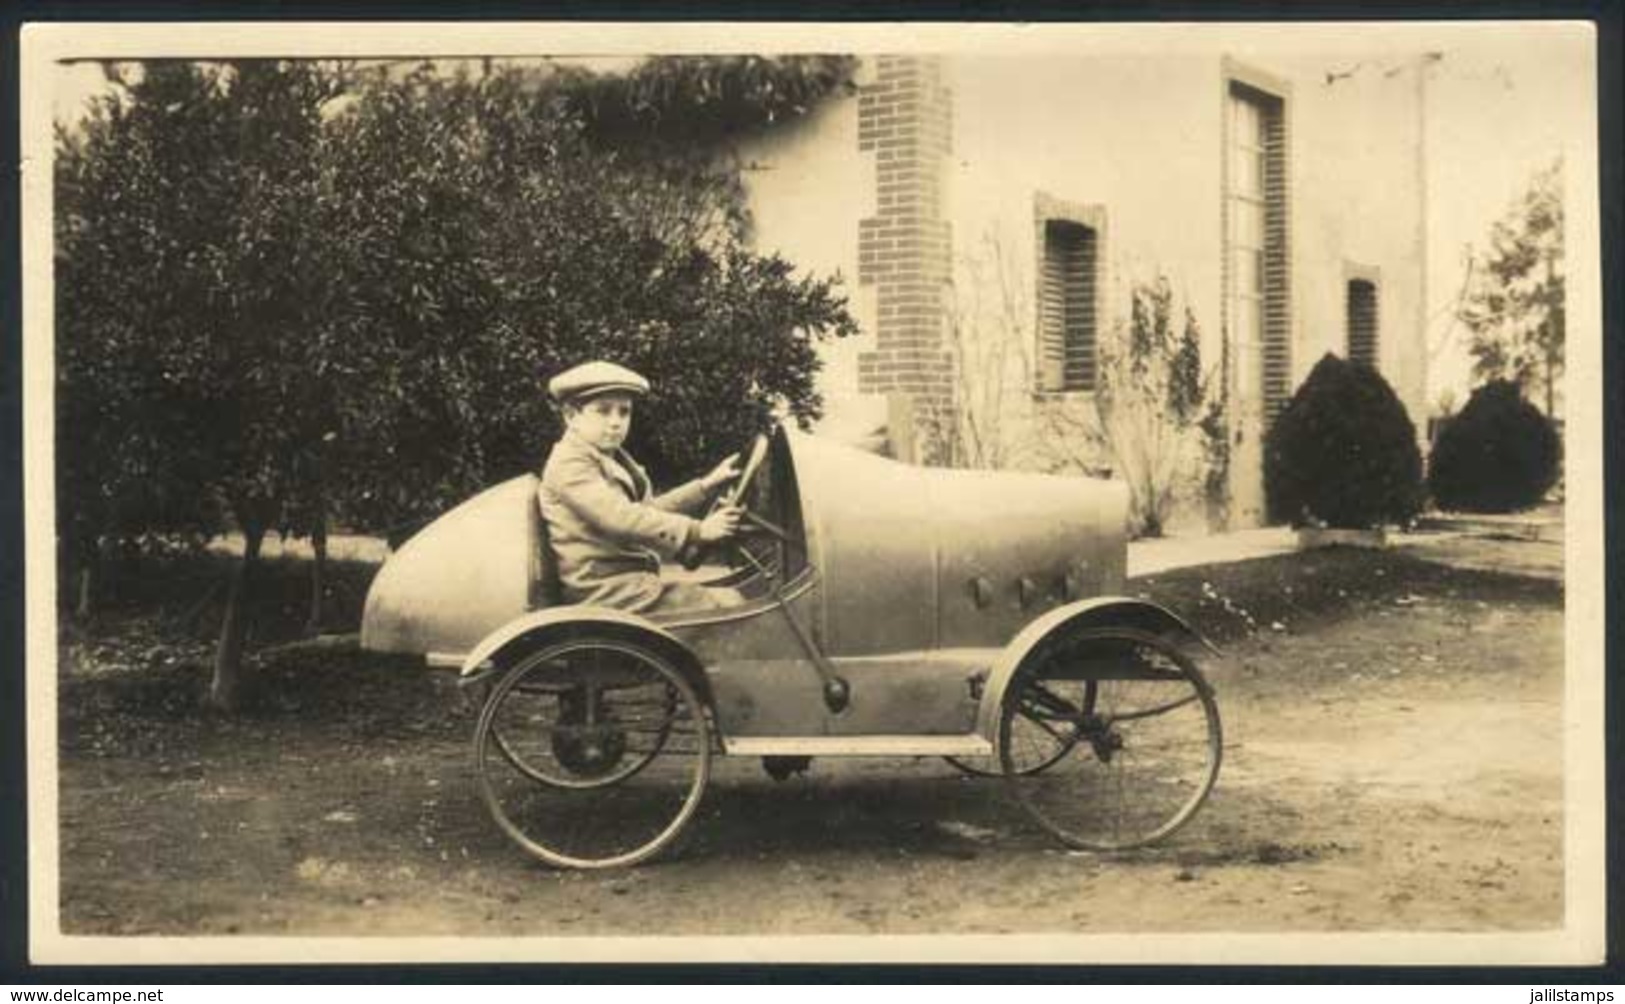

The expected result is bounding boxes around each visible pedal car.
[361,426,1222,869]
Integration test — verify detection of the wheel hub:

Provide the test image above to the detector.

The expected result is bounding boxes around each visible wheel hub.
[551,691,628,777]
[1082,715,1123,763]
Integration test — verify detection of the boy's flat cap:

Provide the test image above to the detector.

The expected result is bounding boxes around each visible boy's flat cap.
[548,361,651,403]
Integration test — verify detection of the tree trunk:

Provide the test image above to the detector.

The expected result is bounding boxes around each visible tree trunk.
[305,517,327,638]
[207,526,265,713]
[75,565,93,621]
[72,538,108,620]
[1544,337,1556,418]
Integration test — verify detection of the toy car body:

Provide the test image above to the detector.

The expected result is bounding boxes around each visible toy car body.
[362,427,1222,868]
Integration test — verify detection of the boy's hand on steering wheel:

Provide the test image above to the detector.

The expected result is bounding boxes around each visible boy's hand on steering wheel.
[697,504,743,544]
[702,453,742,494]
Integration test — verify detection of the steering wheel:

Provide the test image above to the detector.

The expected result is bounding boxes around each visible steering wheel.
[679,431,779,570]
[720,431,771,511]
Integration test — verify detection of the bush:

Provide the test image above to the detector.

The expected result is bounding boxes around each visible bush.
[55,59,859,708]
[1265,353,1424,528]
[1427,379,1560,512]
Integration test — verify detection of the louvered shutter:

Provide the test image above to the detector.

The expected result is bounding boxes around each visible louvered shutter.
[1039,219,1098,393]
[1347,279,1379,369]
[1259,96,1291,420]
[1062,228,1098,390]
[1039,224,1068,391]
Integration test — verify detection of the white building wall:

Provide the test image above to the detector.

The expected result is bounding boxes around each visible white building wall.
[733,73,879,440]
[938,54,1225,518]
[733,50,1428,529]
[944,52,1227,384]
[946,53,1226,316]
[1285,53,1431,434]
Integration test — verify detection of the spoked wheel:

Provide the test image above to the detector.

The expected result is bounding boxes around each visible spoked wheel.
[473,637,711,869]
[490,678,676,789]
[942,690,1085,778]
[1000,627,1221,851]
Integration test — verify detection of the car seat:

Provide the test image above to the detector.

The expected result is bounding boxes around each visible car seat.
[528,486,566,610]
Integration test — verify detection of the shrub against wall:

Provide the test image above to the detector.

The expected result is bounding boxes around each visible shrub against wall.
[1427,379,1560,513]
[1264,353,1424,529]
[1092,277,1209,539]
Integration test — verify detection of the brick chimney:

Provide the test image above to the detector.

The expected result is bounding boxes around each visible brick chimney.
[856,55,954,463]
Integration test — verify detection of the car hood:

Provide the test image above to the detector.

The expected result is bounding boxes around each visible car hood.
[783,431,1128,656]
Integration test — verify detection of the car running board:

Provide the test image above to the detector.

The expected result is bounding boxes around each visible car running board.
[721,735,994,758]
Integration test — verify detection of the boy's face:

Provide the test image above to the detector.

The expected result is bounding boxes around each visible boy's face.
[565,392,635,452]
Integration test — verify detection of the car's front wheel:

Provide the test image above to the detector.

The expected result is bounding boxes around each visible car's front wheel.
[999,627,1221,851]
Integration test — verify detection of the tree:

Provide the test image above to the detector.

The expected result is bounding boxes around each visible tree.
[55,64,236,607]
[1265,353,1424,529]
[57,60,344,709]
[316,62,857,529]
[1458,158,1564,417]
[55,58,858,709]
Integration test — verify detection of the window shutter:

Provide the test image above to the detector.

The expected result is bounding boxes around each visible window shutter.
[1259,97,1291,420]
[1039,226,1068,392]
[1062,228,1098,390]
[1039,219,1098,393]
[1347,279,1379,369]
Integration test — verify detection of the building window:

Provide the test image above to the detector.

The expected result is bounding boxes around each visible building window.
[1036,210,1102,393]
[1346,278,1379,369]
[1226,79,1290,418]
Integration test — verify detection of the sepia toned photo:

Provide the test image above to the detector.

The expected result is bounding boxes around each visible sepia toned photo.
[19,21,1605,966]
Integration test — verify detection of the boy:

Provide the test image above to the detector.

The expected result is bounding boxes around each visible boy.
[538,360,743,615]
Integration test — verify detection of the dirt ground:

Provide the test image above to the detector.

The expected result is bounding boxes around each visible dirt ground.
[55,547,1564,937]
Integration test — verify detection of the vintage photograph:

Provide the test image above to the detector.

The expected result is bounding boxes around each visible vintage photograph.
[20,21,1603,964]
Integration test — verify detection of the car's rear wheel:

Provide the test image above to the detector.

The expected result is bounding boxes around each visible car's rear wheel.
[489,677,674,789]
[473,636,711,869]
[999,627,1221,851]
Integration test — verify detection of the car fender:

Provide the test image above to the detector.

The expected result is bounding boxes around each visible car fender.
[458,606,711,702]
[973,596,1219,741]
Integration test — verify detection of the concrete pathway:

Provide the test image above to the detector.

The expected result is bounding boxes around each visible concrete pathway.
[1128,521,1563,583]
[1127,527,1299,578]
[1415,504,1564,543]
[1397,530,1564,582]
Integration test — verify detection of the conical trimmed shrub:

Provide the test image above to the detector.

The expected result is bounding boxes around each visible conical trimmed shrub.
[1265,353,1424,528]
[1428,379,1560,513]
